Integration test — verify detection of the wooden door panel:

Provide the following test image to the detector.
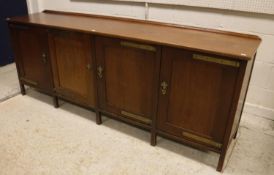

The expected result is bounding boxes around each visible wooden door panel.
[96,37,160,124]
[158,47,239,145]
[104,46,155,116]
[49,31,95,107]
[11,25,52,91]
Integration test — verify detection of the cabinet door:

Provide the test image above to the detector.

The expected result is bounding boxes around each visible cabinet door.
[96,37,160,125]
[49,31,96,108]
[157,47,239,149]
[10,25,53,91]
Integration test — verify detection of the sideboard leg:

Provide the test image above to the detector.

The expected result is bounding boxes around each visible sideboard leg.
[96,111,102,125]
[19,82,26,95]
[150,131,157,146]
[53,96,59,108]
[233,131,238,139]
[217,151,226,172]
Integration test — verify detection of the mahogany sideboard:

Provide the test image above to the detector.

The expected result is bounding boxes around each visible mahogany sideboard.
[7,10,261,172]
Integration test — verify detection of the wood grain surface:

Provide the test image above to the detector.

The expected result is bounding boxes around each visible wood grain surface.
[8,10,261,60]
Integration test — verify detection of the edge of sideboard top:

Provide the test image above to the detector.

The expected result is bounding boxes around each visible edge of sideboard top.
[7,10,261,61]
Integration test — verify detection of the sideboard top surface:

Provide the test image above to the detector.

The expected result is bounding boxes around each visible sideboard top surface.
[8,10,261,60]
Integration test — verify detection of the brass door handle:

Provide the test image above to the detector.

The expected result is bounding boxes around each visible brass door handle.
[42,53,47,64]
[161,81,168,95]
[97,66,103,79]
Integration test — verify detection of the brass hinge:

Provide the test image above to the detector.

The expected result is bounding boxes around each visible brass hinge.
[120,41,156,52]
[182,131,222,149]
[20,78,38,86]
[193,54,240,67]
[121,110,151,124]
[9,24,30,30]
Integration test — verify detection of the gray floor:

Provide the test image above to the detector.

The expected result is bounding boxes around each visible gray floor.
[0,64,273,175]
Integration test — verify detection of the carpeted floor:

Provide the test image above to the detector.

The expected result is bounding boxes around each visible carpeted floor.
[0,89,273,175]
[0,63,20,102]
[0,64,273,175]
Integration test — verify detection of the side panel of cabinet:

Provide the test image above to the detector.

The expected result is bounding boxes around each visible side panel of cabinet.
[9,24,53,92]
[95,37,160,125]
[157,47,239,149]
[48,31,95,108]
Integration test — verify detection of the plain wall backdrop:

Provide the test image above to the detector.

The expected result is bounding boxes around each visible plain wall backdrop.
[26,0,274,120]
